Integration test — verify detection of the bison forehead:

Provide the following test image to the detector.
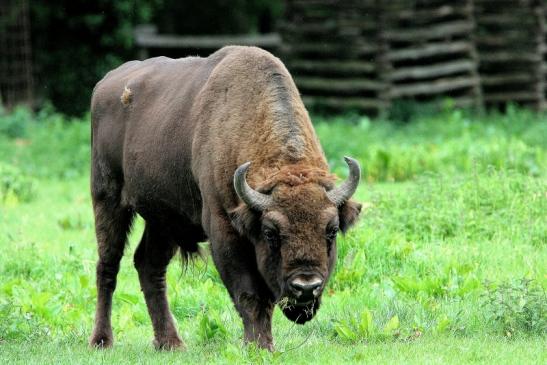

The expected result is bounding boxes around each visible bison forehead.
[259,166,336,191]
[269,185,338,228]
[273,183,332,207]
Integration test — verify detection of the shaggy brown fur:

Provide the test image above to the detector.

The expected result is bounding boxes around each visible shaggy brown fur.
[89,46,361,351]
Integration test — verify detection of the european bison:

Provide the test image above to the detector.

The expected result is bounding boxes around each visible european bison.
[89,46,362,351]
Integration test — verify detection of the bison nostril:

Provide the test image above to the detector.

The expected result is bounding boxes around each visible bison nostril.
[289,277,323,298]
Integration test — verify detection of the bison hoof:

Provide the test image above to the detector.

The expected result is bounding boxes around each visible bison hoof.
[153,336,185,351]
[260,342,275,352]
[244,335,275,352]
[89,333,113,349]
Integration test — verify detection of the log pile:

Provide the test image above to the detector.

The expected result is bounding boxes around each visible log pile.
[544,0,547,108]
[132,0,547,113]
[280,0,547,113]
[381,0,482,108]
[0,0,33,108]
[474,0,545,109]
[280,0,388,113]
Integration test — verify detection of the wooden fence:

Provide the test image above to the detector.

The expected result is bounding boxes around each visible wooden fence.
[381,0,482,109]
[130,0,547,114]
[475,0,545,109]
[280,0,387,114]
[134,25,281,59]
[0,0,33,109]
[279,0,547,113]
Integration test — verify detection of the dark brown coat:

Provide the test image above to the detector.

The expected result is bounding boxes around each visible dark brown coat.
[89,46,361,351]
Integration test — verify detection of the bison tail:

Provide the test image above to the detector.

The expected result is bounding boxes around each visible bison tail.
[176,241,206,272]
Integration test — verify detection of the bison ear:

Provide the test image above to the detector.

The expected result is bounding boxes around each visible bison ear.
[229,203,261,239]
[339,199,362,233]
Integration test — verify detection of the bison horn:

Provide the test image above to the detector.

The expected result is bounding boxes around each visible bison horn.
[233,162,273,211]
[327,156,361,206]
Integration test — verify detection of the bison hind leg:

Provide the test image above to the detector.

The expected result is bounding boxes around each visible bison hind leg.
[89,192,135,348]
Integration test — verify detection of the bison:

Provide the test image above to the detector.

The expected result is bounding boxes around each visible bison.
[89,46,362,351]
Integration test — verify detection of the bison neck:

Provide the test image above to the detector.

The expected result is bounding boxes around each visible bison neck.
[191,46,330,195]
[243,115,329,188]
[245,75,329,184]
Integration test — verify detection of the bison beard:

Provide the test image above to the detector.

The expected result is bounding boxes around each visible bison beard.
[89,46,361,352]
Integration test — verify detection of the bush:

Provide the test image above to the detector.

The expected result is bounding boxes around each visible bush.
[482,279,546,336]
[153,0,283,35]
[29,0,157,115]
[316,106,547,182]
[332,308,401,343]
[0,106,32,139]
[0,107,90,179]
[0,162,35,203]
[27,1,283,116]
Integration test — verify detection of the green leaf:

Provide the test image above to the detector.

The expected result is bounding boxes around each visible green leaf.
[334,322,357,341]
[436,316,451,333]
[392,276,420,295]
[198,311,228,341]
[383,315,400,334]
[358,309,374,337]
[79,275,89,289]
[117,293,139,305]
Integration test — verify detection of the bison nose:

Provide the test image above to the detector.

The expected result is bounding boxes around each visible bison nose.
[289,277,323,299]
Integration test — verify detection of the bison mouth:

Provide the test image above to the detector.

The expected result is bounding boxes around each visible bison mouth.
[279,298,320,324]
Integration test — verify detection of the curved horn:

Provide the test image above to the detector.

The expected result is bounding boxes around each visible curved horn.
[233,162,273,211]
[327,156,361,206]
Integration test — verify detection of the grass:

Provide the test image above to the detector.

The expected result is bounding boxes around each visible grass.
[2,337,545,365]
[0,105,546,364]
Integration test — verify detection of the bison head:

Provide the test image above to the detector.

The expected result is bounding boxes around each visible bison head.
[230,157,362,324]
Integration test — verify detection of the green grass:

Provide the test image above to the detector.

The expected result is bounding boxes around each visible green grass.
[0,106,546,364]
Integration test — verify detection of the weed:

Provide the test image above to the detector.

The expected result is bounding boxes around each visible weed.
[0,106,31,138]
[197,309,228,342]
[0,162,35,203]
[332,307,401,343]
[481,279,546,336]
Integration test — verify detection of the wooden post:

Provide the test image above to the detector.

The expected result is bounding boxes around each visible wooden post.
[281,0,386,114]
[535,1,546,110]
[475,0,545,110]
[381,0,481,110]
[0,0,34,109]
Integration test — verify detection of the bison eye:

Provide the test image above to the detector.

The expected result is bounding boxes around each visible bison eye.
[262,228,279,245]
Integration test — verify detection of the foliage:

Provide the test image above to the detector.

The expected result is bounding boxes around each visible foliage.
[316,105,547,182]
[0,106,32,138]
[387,98,447,123]
[0,107,545,363]
[0,106,90,179]
[153,0,283,35]
[26,1,283,115]
[197,309,229,342]
[333,308,400,343]
[482,279,546,336]
[29,0,158,115]
[0,162,34,204]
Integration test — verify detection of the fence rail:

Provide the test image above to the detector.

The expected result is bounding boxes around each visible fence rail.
[0,0,33,109]
[80,1,547,113]
[276,0,547,112]
[134,25,281,59]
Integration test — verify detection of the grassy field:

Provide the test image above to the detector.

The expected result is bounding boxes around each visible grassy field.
[0,106,546,364]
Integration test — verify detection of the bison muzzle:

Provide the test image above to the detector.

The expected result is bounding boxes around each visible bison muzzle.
[89,46,362,351]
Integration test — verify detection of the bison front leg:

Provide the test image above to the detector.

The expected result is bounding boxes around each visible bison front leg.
[134,223,184,350]
[237,292,275,350]
[209,217,275,351]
